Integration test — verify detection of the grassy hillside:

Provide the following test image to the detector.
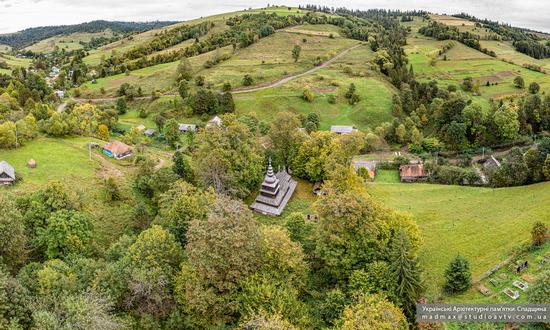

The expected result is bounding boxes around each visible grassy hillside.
[368,178,550,297]
[24,30,115,53]
[82,6,307,66]
[406,36,550,103]
[0,53,32,74]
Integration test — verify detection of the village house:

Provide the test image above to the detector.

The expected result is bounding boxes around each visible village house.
[0,160,16,185]
[102,141,133,160]
[250,159,297,216]
[179,123,197,133]
[206,116,223,129]
[399,163,428,182]
[136,124,146,132]
[330,125,357,135]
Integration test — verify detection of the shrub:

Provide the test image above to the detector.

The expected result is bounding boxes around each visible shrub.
[302,86,314,103]
[242,74,254,86]
[327,94,336,104]
[531,222,547,246]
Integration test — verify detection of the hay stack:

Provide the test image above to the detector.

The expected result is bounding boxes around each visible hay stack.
[27,159,37,168]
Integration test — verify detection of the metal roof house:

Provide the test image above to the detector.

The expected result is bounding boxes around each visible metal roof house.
[399,164,428,182]
[179,124,197,133]
[144,128,155,137]
[206,116,223,129]
[0,160,15,185]
[250,159,297,216]
[330,125,357,135]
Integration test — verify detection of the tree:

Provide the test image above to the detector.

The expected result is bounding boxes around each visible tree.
[493,103,519,142]
[115,97,127,115]
[531,221,547,246]
[178,80,190,100]
[177,57,193,81]
[462,77,474,92]
[164,118,180,146]
[175,197,262,324]
[268,112,304,164]
[314,179,420,283]
[37,210,93,259]
[513,76,525,89]
[0,194,28,271]
[172,151,194,182]
[338,294,408,330]
[155,181,215,246]
[544,154,550,180]
[443,255,471,293]
[529,82,540,94]
[389,230,424,318]
[32,291,126,330]
[239,312,298,330]
[291,45,301,62]
[193,119,264,197]
[0,270,31,329]
[123,225,183,317]
[97,124,110,141]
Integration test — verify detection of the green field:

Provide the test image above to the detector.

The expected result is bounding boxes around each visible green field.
[367,180,550,297]
[200,29,359,89]
[24,30,116,53]
[0,137,100,191]
[406,36,550,102]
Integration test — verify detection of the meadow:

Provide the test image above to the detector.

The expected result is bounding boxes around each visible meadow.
[24,30,115,53]
[405,36,550,103]
[367,178,550,297]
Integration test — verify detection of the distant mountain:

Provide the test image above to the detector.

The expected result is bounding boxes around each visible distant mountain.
[0,20,180,50]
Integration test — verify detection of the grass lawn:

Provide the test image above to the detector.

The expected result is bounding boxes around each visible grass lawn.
[375,169,400,183]
[367,181,550,298]
[0,137,101,192]
[251,179,318,225]
[452,240,549,304]
[234,44,394,131]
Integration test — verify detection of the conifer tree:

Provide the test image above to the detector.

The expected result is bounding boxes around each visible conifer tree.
[443,255,471,293]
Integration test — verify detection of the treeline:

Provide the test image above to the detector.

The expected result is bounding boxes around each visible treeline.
[453,13,550,59]
[418,21,496,57]
[379,76,550,154]
[0,20,179,50]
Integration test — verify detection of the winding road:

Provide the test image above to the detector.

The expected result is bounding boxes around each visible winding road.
[64,43,363,106]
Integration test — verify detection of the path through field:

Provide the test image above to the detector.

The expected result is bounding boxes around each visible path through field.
[231,43,362,94]
[72,43,363,103]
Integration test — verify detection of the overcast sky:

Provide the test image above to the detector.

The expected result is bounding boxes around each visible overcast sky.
[1,0,549,34]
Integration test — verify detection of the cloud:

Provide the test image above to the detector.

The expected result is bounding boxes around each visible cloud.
[0,0,548,34]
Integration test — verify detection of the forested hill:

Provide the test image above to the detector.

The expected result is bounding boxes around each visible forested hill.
[0,20,180,49]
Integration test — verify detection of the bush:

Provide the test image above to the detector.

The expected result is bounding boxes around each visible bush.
[302,86,314,103]
[531,222,547,246]
[242,74,254,86]
[327,94,336,104]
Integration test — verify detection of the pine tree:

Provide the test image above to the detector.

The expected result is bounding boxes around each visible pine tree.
[389,230,424,317]
[443,255,471,293]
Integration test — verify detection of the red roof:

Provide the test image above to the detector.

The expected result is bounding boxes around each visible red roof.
[399,164,426,178]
